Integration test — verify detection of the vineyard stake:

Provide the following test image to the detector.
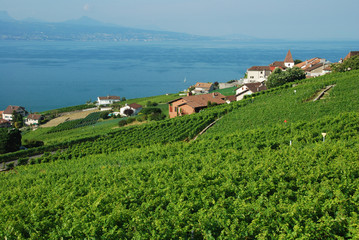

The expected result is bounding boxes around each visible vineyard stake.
[322,132,327,142]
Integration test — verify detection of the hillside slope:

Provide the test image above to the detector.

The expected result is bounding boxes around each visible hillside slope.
[1,71,359,239]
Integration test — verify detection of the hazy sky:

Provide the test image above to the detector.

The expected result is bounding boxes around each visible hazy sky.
[1,0,359,40]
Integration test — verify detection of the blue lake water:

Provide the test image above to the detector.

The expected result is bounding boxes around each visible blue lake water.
[0,40,358,112]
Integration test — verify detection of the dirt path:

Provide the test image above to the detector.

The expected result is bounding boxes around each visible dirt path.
[313,85,336,102]
[42,109,100,128]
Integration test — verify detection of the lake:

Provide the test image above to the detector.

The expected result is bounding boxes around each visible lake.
[0,40,357,112]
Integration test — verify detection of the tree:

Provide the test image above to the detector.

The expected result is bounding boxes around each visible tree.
[331,55,359,72]
[121,97,126,101]
[294,59,303,64]
[267,67,306,88]
[0,128,22,154]
[123,108,134,117]
[12,111,23,128]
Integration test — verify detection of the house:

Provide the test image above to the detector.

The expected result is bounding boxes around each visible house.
[2,105,27,121]
[0,119,11,128]
[97,96,121,106]
[25,114,44,126]
[168,92,226,118]
[192,82,214,94]
[120,103,143,117]
[245,66,271,83]
[295,58,331,77]
[269,50,295,70]
[344,51,359,60]
[236,82,267,101]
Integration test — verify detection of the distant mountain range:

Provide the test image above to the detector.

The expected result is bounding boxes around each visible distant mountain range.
[0,11,258,42]
[0,11,214,42]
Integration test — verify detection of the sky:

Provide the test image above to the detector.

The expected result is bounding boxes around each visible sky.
[1,0,359,40]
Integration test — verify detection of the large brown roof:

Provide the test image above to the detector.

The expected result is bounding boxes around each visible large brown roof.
[270,61,286,69]
[305,63,324,72]
[27,114,43,120]
[295,57,320,69]
[248,66,271,71]
[98,96,121,100]
[3,105,25,114]
[244,82,267,93]
[344,51,359,60]
[225,95,237,102]
[128,103,142,109]
[169,92,226,108]
[284,50,294,63]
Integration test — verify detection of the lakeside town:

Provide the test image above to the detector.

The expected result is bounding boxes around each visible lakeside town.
[1,50,357,131]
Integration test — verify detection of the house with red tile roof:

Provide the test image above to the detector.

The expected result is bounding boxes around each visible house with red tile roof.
[168,92,226,118]
[97,96,121,106]
[2,105,27,121]
[246,66,271,83]
[120,103,143,117]
[25,114,44,126]
[236,82,267,101]
[295,57,331,77]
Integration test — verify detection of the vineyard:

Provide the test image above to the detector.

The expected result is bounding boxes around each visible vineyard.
[1,70,359,238]
[47,112,103,133]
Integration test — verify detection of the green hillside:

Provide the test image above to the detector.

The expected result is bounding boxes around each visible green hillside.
[1,70,359,239]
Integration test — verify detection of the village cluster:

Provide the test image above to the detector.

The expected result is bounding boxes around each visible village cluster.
[1,50,357,127]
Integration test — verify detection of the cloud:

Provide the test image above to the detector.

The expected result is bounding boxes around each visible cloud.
[83,4,90,11]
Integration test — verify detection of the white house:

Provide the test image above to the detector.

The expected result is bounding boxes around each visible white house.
[245,66,271,83]
[236,82,267,101]
[97,96,121,106]
[2,105,27,121]
[192,82,214,94]
[120,103,143,117]
[25,114,44,126]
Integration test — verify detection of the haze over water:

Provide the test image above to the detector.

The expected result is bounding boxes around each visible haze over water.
[0,40,357,112]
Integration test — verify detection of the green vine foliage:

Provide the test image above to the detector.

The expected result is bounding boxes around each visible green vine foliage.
[1,70,359,239]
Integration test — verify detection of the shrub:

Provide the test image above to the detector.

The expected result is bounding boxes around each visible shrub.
[6,162,14,170]
[17,157,28,166]
[118,120,127,127]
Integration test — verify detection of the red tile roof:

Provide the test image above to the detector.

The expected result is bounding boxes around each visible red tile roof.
[344,51,359,60]
[3,105,25,115]
[169,92,226,108]
[225,95,237,102]
[98,96,121,100]
[244,82,267,93]
[128,103,142,109]
[295,57,319,68]
[27,114,43,120]
[284,50,294,63]
[248,66,271,71]
[305,63,324,72]
[270,61,286,69]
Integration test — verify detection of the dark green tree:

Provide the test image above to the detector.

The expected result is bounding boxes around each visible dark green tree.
[331,55,359,72]
[267,67,305,88]
[0,128,22,154]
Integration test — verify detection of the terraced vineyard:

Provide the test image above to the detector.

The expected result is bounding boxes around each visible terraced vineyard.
[1,70,359,239]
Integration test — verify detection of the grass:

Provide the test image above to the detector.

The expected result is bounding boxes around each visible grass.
[210,86,237,96]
